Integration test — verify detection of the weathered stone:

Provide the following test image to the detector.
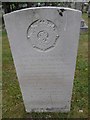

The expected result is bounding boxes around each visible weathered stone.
[4,7,81,112]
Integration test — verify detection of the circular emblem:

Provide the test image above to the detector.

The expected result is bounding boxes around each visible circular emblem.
[27,19,59,51]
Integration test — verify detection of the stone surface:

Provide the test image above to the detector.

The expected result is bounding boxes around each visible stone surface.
[4,7,81,112]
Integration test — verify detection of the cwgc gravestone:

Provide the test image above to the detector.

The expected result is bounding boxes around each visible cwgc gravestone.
[4,7,81,112]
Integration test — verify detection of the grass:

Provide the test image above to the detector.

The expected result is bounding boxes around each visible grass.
[0,10,2,119]
[2,13,88,119]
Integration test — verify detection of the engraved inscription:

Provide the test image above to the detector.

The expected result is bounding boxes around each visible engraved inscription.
[37,30,49,42]
[27,19,59,51]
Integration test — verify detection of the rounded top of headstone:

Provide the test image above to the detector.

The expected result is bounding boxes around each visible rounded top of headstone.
[3,6,82,53]
[4,6,81,16]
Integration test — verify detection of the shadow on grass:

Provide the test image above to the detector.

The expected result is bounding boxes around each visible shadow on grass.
[26,112,68,119]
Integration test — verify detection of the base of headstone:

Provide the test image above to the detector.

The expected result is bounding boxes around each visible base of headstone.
[26,108,70,112]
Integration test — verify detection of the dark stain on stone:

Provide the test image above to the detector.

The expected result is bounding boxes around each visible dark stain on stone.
[57,9,66,17]
[60,9,66,12]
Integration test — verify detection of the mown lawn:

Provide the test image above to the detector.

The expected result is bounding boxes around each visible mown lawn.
[0,33,2,119]
[2,13,88,119]
[0,11,2,120]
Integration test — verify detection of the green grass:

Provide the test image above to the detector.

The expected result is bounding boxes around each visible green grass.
[0,11,2,119]
[2,13,88,119]
[82,13,88,25]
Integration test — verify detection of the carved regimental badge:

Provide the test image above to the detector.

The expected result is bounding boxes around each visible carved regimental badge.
[27,19,59,51]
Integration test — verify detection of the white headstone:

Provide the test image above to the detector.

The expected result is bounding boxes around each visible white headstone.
[4,7,81,112]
